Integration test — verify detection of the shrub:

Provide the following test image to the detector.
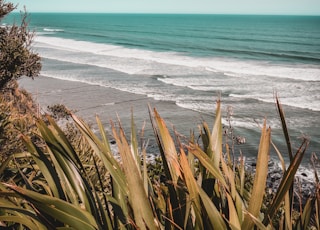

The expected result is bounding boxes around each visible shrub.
[0,0,41,89]
[0,98,318,229]
[0,82,38,161]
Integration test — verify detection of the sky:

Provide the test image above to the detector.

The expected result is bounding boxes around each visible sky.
[10,0,320,15]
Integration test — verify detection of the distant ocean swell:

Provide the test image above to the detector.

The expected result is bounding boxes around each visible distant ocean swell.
[34,35,320,114]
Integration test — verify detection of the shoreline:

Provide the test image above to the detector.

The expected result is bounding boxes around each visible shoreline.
[18,76,213,137]
[18,75,263,160]
[18,76,316,163]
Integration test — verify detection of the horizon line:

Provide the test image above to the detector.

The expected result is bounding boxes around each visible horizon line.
[11,11,320,17]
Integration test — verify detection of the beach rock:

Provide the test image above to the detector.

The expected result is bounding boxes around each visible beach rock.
[246,157,317,207]
[235,136,246,144]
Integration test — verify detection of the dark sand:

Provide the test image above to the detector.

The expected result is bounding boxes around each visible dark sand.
[18,77,318,186]
[18,76,214,141]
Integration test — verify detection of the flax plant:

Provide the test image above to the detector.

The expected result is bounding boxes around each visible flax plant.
[0,98,318,229]
[149,100,271,229]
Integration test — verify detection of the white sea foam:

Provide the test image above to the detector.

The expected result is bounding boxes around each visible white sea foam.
[37,32,56,35]
[34,35,320,112]
[43,28,64,32]
[158,76,214,88]
[230,93,320,112]
[176,101,215,114]
[176,101,278,130]
[34,36,320,81]
[222,118,264,130]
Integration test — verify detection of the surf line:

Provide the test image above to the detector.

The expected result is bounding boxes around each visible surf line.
[79,97,150,112]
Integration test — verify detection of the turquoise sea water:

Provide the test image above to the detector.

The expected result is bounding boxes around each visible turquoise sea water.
[3,13,320,166]
[29,14,320,63]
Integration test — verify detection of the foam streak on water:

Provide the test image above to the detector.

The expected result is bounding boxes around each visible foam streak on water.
[35,36,320,80]
[34,35,320,113]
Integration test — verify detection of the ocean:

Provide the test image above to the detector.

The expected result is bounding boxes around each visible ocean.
[3,13,320,167]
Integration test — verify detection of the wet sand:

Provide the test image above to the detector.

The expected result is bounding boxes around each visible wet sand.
[18,76,214,140]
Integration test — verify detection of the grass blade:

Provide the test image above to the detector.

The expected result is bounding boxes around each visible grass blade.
[243,210,268,230]
[275,95,293,161]
[21,135,66,200]
[111,120,158,230]
[148,105,184,228]
[72,113,128,195]
[180,148,203,229]
[198,185,227,230]
[95,115,112,153]
[188,143,228,188]
[4,184,99,230]
[0,216,45,230]
[0,197,47,229]
[263,138,309,225]
[152,108,182,187]
[226,192,241,230]
[130,110,141,169]
[242,120,271,229]
[211,99,222,169]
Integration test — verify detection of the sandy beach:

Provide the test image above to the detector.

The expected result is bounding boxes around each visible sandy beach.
[17,75,281,158]
[18,76,214,142]
[17,76,319,166]
[18,76,318,186]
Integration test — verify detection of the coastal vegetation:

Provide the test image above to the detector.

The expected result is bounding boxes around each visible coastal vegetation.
[0,1,319,229]
[0,0,41,160]
[0,89,319,229]
[0,0,41,89]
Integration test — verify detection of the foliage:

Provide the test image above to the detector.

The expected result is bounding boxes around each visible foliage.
[0,96,318,229]
[0,0,41,160]
[0,0,41,89]
[0,81,39,161]
[46,103,73,120]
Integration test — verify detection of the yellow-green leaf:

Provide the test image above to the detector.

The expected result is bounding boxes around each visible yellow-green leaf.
[180,148,203,229]
[112,121,158,230]
[242,120,270,229]
[153,109,182,187]
[211,99,222,169]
